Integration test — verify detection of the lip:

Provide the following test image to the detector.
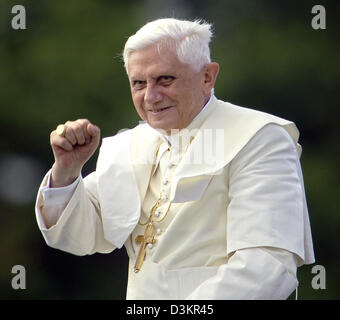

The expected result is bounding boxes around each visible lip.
[148,106,173,115]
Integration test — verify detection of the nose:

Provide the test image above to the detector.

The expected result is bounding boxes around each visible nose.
[144,85,163,105]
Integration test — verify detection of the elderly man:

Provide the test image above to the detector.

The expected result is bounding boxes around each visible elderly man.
[35,18,314,299]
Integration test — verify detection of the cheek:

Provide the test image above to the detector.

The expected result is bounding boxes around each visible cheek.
[132,91,142,107]
[132,93,146,118]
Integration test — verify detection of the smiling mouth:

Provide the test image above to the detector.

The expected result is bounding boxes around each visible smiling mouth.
[149,106,172,113]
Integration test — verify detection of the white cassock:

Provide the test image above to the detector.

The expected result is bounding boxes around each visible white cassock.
[35,96,315,299]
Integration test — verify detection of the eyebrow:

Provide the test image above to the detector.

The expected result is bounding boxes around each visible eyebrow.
[130,74,176,82]
[131,79,145,83]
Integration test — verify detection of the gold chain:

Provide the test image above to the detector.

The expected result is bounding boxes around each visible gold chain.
[138,199,172,226]
[153,203,172,223]
[138,134,193,227]
[138,199,160,226]
[138,142,173,227]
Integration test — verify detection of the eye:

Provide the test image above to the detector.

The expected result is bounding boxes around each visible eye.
[132,80,146,90]
[158,75,175,86]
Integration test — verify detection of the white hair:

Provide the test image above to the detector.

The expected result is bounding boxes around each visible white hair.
[123,18,213,73]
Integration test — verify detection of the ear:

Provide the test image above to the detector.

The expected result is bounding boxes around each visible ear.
[202,62,219,95]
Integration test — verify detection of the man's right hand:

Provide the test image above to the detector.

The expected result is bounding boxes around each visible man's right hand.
[50,119,101,188]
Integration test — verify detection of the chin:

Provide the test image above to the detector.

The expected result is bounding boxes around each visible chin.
[148,121,176,134]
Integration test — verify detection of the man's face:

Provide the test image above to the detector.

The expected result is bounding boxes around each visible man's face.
[127,44,210,134]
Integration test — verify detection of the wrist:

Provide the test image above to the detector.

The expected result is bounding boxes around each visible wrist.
[50,163,81,188]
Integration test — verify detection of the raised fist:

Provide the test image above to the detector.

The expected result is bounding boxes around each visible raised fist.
[50,119,100,187]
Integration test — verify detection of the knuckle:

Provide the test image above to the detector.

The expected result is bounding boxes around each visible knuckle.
[77,118,88,123]
[76,119,89,127]
[71,123,82,134]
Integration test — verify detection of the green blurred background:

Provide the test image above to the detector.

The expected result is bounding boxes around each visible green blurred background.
[0,0,339,299]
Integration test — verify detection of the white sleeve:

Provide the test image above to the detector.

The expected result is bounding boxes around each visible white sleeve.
[36,169,80,229]
[186,247,298,300]
[187,124,311,299]
[227,124,313,264]
[35,169,116,255]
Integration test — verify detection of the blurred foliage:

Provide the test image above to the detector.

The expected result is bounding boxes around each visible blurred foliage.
[0,0,339,299]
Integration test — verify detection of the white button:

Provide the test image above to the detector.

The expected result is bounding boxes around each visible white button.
[168,163,175,168]
[147,243,153,249]
[162,179,169,185]
[161,194,168,201]
[156,228,162,235]
[154,209,161,217]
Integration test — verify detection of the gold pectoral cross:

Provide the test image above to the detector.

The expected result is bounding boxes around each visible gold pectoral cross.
[134,222,156,273]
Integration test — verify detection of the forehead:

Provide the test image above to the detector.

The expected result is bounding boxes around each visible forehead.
[128,44,186,78]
